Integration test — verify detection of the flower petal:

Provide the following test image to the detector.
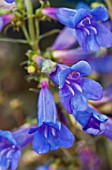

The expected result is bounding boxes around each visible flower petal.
[48,123,74,150]
[32,127,49,154]
[10,150,21,170]
[80,77,103,100]
[59,86,73,114]
[73,8,91,27]
[75,28,100,51]
[57,123,74,148]
[50,27,77,50]
[71,92,88,114]
[0,130,17,146]
[71,61,92,76]
[73,109,93,127]
[58,67,71,89]
[95,23,112,48]
[56,8,77,28]
[38,87,58,127]
[0,150,10,170]
[12,126,34,148]
[91,6,109,21]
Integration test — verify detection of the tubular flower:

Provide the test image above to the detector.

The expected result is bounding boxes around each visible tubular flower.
[0,14,14,32]
[43,6,112,51]
[0,126,34,170]
[73,106,108,136]
[58,61,103,114]
[34,57,103,114]
[29,79,74,154]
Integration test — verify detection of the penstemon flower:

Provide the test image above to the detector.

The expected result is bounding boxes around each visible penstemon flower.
[73,106,108,136]
[29,79,74,154]
[43,6,112,51]
[35,57,103,114]
[0,126,34,170]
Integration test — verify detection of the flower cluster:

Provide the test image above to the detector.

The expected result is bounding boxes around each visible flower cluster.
[1,0,112,169]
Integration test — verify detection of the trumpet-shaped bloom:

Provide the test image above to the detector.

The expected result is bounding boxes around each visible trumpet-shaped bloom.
[73,106,108,136]
[58,61,103,114]
[29,79,74,154]
[43,6,112,51]
[0,14,14,32]
[0,126,34,170]
[34,57,103,114]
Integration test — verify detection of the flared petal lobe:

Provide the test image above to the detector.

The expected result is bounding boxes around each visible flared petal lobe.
[32,123,74,154]
[91,6,109,21]
[79,77,103,100]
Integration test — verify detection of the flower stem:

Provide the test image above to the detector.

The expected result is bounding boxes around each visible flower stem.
[0,38,27,44]
[25,0,38,51]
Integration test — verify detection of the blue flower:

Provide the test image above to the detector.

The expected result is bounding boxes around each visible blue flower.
[29,79,74,154]
[73,106,108,136]
[34,58,103,114]
[58,61,103,114]
[43,6,112,51]
[0,126,33,170]
[4,0,15,3]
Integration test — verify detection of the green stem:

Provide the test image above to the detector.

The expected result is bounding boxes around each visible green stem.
[0,38,27,44]
[39,29,60,40]
[35,18,39,48]
[22,25,30,44]
[25,0,37,51]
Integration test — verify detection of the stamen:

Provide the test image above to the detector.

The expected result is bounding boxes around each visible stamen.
[44,126,48,139]
[66,84,75,96]
[51,128,56,136]
[66,80,70,84]
[73,83,82,92]
[89,26,97,34]
[84,27,90,35]
[86,17,91,24]
[6,149,15,158]
[0,147,10,157]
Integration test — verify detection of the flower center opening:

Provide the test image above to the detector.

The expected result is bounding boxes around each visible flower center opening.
[77,15,97,35]
[65,71,82,96]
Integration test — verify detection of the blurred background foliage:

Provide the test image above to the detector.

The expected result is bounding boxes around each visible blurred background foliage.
[0,0,112,170]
